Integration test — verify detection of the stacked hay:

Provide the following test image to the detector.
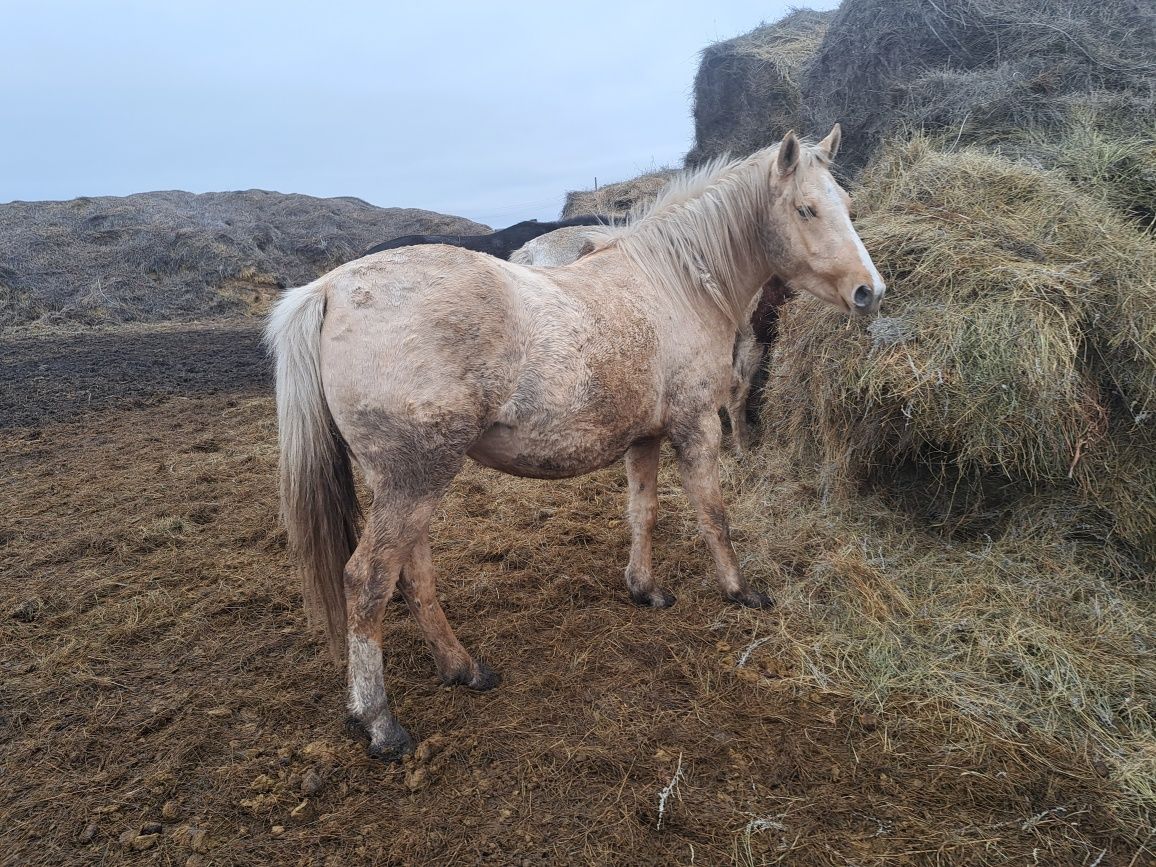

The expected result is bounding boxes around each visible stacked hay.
[0,190,487,329]
[685,9,832,166]
[731,136,1156,819]
[561,169,676,220]
[801,0,1156,174]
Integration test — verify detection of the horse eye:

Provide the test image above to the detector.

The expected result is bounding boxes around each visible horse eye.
[796,205,816,220]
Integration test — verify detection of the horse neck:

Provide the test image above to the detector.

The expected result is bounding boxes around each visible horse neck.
[617,157,776,330]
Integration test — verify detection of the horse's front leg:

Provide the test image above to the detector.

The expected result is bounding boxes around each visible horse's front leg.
[671,410,773,608]
[624,437,675,608]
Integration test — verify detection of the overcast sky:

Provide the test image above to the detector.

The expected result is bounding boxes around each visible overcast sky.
[2,1,838,227]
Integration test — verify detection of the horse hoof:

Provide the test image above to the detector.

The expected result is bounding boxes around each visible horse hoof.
[630,587,676,609]
[468,660,501,692]
[345,716,414,762]
[440,659,501,691]
[727,589,774,609]
[367,730,414,763]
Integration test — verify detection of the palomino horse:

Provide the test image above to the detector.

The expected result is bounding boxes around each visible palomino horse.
[266,125,884,760]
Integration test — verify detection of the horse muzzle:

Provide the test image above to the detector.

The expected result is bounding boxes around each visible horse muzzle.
[851,283,885,316]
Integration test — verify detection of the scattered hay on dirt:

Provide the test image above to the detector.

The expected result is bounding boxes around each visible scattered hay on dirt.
[686,9,832,166]
[728,449,1156,852]
[1,325,1142,864]
[561,169,677,220]
[800,0,1156,174]
[0,190,487,330]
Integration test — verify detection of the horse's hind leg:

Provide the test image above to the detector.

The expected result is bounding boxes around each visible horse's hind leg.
[624,437,675,608]
[399,529,499,690]
[343,505,414,761]
[345,491,455,761]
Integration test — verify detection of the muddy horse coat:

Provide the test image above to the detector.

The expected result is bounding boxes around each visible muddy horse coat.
[266,126,884,760]
[511,226,795,452]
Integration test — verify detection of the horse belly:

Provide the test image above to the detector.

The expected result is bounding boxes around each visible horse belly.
[467,418,648,479]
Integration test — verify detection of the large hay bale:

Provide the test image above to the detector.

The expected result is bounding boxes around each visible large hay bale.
[685,9,832,166]
[0,190,487,329]
[561,169,676,220]
[801,0,1156,174]
[762,137,1156,557]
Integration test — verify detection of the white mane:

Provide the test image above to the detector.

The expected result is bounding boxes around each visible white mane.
[588,142,825,325]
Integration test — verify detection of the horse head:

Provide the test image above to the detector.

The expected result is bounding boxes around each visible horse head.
[768,124,885,316]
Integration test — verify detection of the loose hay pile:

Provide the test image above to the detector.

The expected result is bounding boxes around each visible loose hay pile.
[732,135,1156,829]
[561,169,677,220]
[767,137,1156,555]
[686,9,832,166]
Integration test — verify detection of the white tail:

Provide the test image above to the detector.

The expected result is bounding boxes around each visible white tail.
[265,280,360,660]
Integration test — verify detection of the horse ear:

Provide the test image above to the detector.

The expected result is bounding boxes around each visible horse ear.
[777,130,801,176]
[818,123,841,163]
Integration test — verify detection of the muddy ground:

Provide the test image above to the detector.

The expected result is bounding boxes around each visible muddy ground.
[0,322,1131,865]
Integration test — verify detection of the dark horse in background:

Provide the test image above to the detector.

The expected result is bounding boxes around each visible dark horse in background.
[362,215,610,260]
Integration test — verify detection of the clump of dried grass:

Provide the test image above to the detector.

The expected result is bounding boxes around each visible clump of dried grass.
[1008,105,1156,229]
[561,169,678,220]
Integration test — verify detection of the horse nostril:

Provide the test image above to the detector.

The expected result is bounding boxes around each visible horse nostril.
[853,285,874,308]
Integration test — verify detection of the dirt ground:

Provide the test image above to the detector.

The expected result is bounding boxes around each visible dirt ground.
[0,322,1134,865]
